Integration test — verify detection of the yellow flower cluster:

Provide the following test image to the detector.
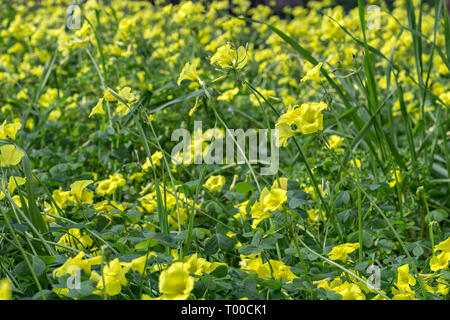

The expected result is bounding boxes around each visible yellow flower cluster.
[90,87,136,117]
[145,251,225,300]
[327,243,360,262]
[56,228,94,252]
[392,264,417,300]
[210,43,249,70]
[45,180,94,217]
[276,102,328,147]
[0,176,26,200]
[316,278,366,300]
[53,251,157,297]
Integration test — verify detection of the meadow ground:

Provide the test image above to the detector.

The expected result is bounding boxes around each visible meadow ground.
[0,0,449,301]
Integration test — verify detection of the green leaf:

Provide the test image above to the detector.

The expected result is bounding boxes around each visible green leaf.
[251,230,262,246]
[204,236,219,255]
[234,182,256,194]
[216,233,234,252]
[211,265,228,278]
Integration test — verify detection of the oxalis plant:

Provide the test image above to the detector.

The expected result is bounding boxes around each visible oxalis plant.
[0,0,449,301]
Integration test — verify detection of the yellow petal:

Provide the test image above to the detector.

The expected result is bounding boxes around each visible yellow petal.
[89,98,106,117]
[0,145,25,167]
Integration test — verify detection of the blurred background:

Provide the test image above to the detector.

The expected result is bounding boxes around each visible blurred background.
[153,0,448,14]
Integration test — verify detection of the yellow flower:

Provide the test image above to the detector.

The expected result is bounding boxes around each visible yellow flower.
[183,253,226,276]
[69,180,93,204]
[350,159,361,168]
[240,255,297,282]
[425,277,449,296]
[117,87,135,102]
[38,88,58,108]
[250,187,287,228]
[235,200,249,220]
[275,121,296,147]
[103,87,135,115]
[203,175,226,192]
[25,118,34,130]
[397,264,416,289]
[328,243,360,261]
[0,144,25,167]
[52,288,70,298]
[9,176,26,192]
[89,98,106,117]
[240,255,270,279]
[392,264,417,299]
[301,62,323,82]
[388,170,401,188]
[95,173,126,195]
[315,278,365,300]
[0,176,27,200]
[307,208,326,223]
[121,252,157,275]
[0,279,11,300]
[52,251,99,278]
[434,237,450,253]
[188,96,200,117]
[177,59,201,86]
[48,109,61,121]
[158,262,195,300]
[439,91,450,107]
[250,200,272,228]
[392,292,417,300]
[103,88,119,101]
[335,282,365,300]
[17,89,29,100]
[12,194,26,208]
[142,151,163,170]
[210,43,248,69]
[261,188,287,212]
[295,102,327,134]
[249,88,276,106]
[271,177,288,190]
[276,102,327,136]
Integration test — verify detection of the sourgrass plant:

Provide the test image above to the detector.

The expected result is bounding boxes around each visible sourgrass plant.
[0,0,449,300]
